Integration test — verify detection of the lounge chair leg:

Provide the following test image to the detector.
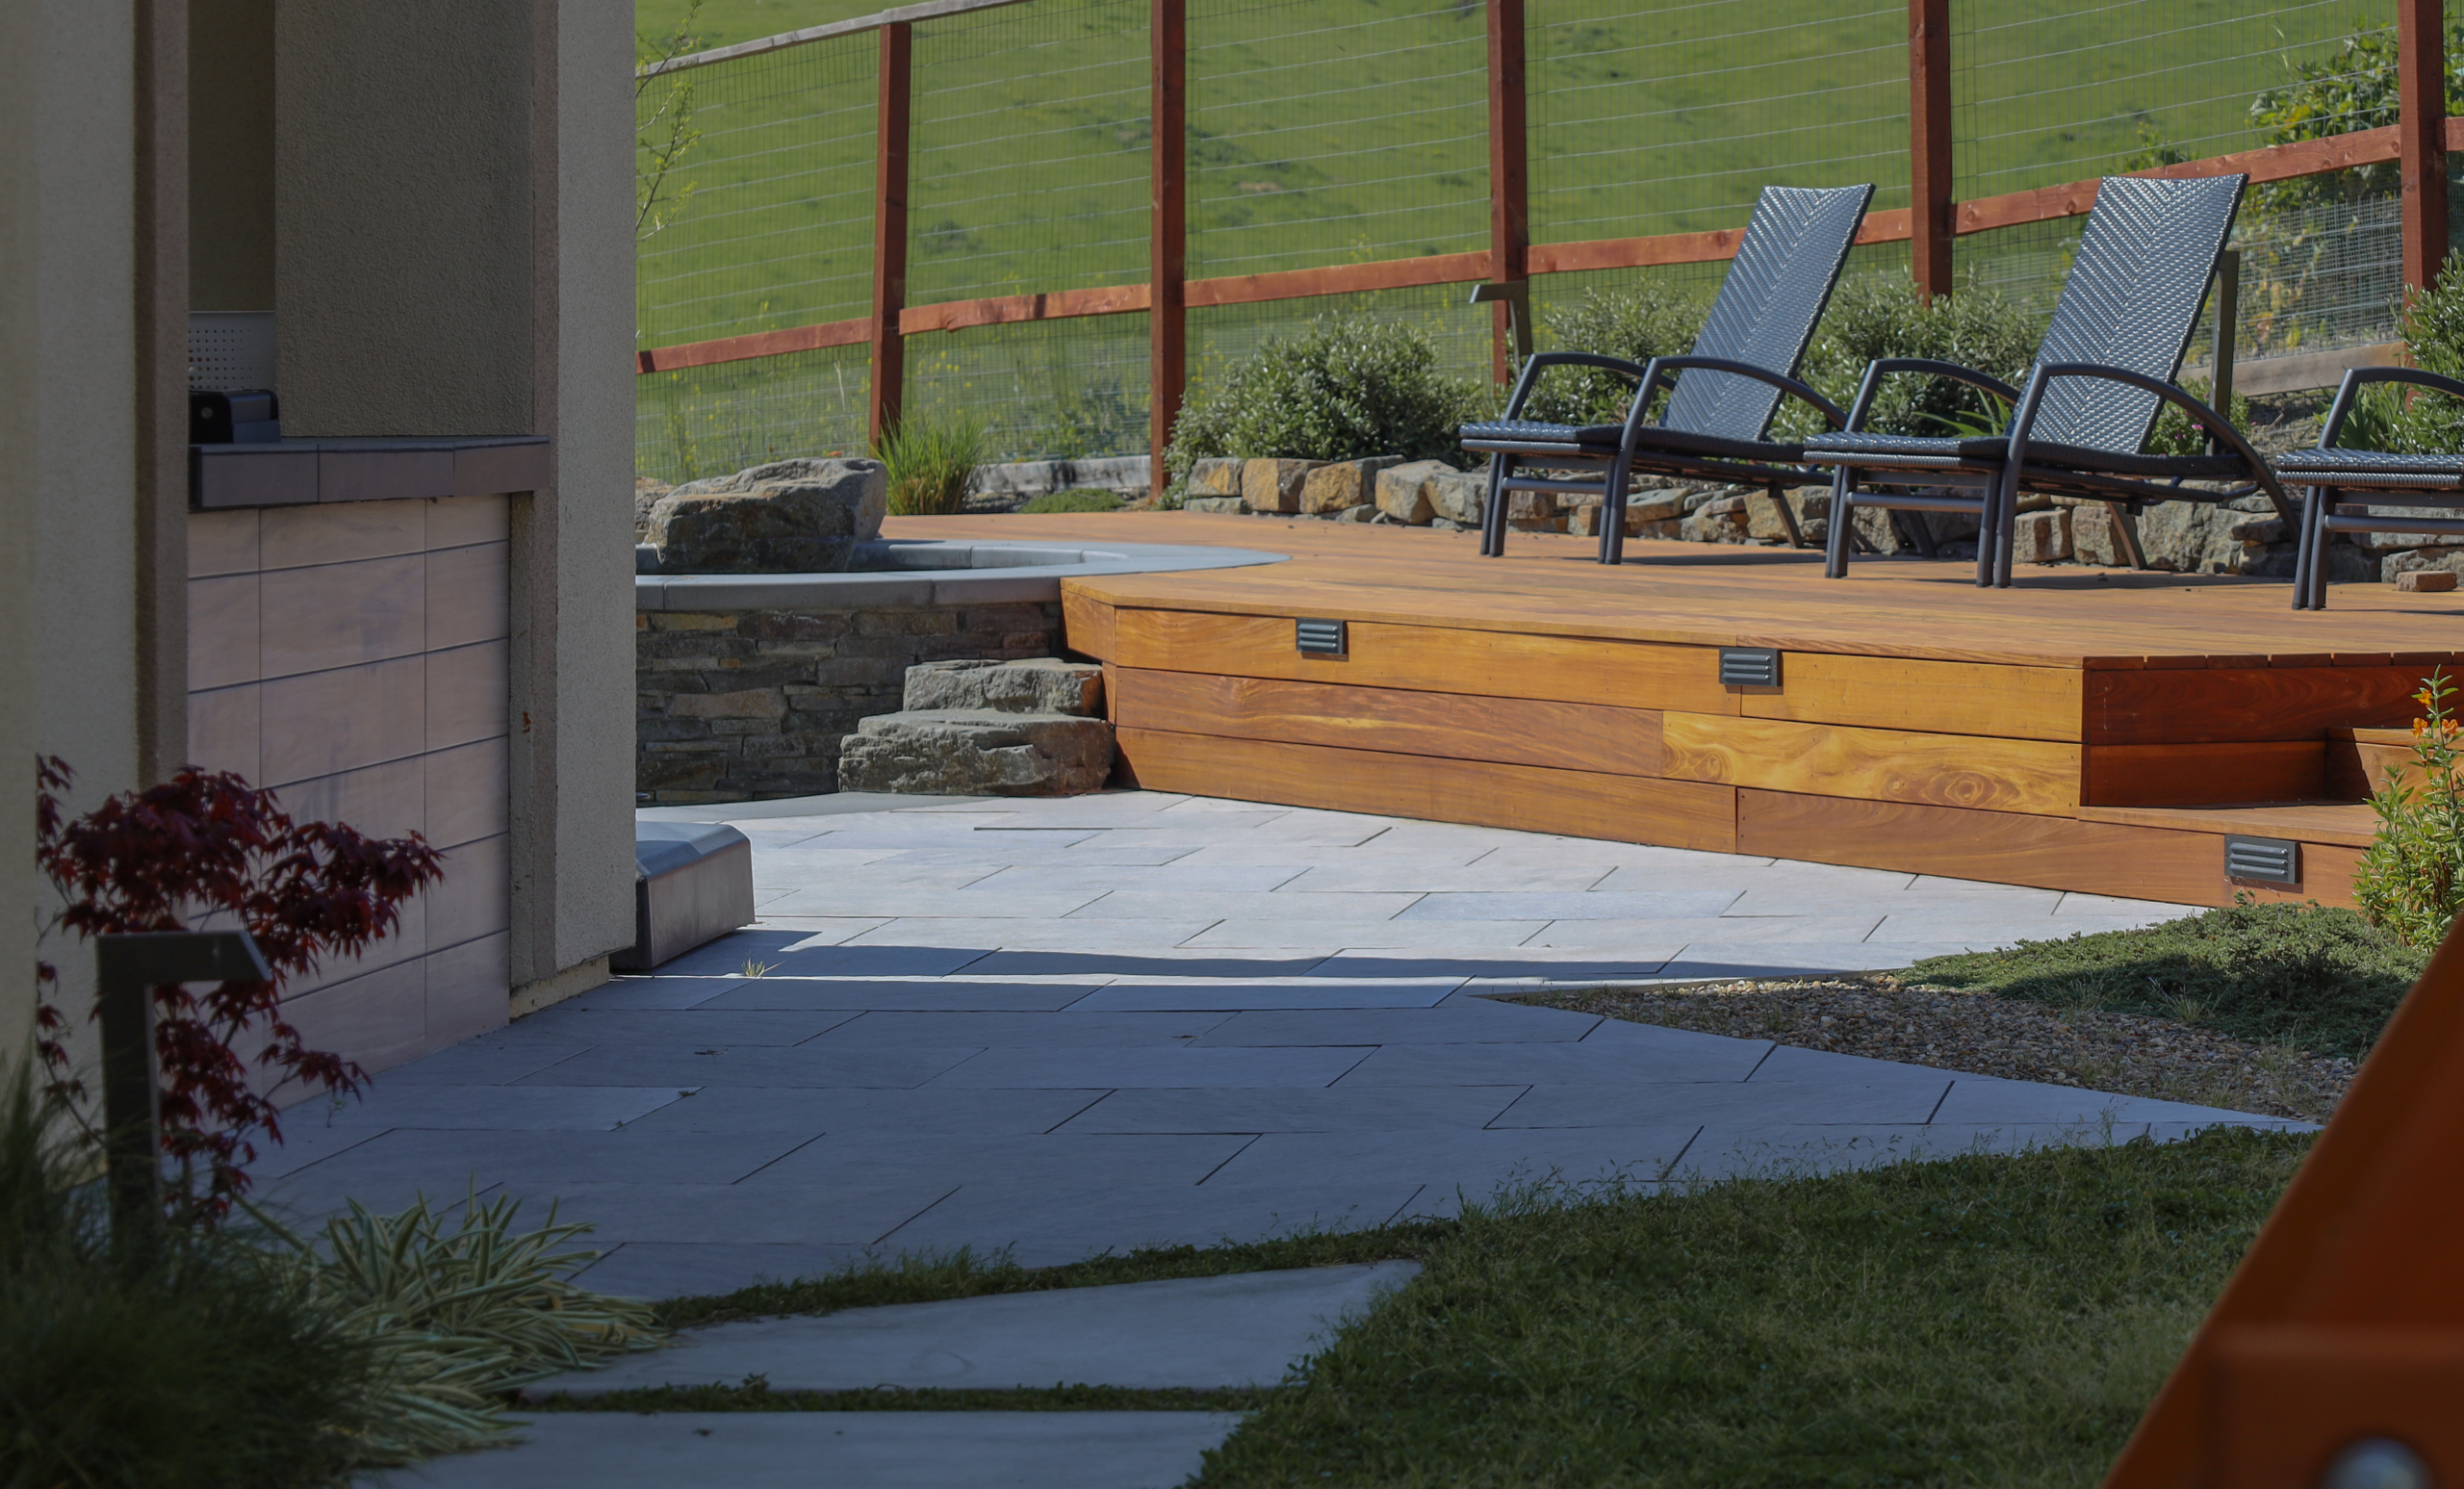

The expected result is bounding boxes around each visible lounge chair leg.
[2290,484,2318,609]
[1601,454,1636,564]
[1769,483,1805,550]
[2104,501,2147,571]
[1479,455,1510,557]
[1823,468,1855,578]
[1993,476,2021,589]
[2306,485,2336,609]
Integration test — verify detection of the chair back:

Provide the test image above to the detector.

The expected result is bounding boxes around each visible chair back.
[2028,172,2245,452]
[1664,183,1876,440]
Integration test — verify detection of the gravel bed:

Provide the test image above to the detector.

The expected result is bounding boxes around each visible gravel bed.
[1519,976,2352,1123]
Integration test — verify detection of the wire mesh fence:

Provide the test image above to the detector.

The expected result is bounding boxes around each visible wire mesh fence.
[635,0,2447,481]
[1528,0,1910,246]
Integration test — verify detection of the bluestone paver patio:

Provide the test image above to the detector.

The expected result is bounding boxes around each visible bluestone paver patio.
[268,791,2305,1300]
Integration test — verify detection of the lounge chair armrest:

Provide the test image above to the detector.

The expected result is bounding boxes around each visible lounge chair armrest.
[2320,364,2464,448]
[1636,354,1850,431]
[1841,358,2020,432]
[2011,361,2291,521]
[1496,352,1651,420]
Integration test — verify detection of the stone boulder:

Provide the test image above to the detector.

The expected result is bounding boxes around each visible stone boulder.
[1424,468,1488,526]
[903,657,1103,717]
[633,476,675,541]
[836,710,1114,796]
[642,458,888,574]
[1299,457,1401,514]
[1243,458,1321,514]
[1186,458,1244,500]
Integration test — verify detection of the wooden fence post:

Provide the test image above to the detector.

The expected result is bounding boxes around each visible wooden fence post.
[1150,0,1187,485]
[1908,0,1953,300]
[869,19,913,449]
[1486,0,1528,383]
[2400,0,2449,294]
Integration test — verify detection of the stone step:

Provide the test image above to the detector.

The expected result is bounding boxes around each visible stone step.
[837,708,1114,797]
[904,657,1103,717]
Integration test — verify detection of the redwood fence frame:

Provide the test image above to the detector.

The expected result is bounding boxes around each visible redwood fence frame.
[637,0,2454,475]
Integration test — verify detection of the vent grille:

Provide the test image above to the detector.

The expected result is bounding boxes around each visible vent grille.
[2224,835,2299,886]
[1296,618,1348,656]
[1718,647,1782,688]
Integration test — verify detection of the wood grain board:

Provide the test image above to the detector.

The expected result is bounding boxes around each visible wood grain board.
[1738,653,2082,741]
[1113,608,1736,713]
[1663,713,2079,815]
[934,513,2464,910]
[1735,789,2226,906]
[1114,669,1664,777]
[1114,728,1736,852]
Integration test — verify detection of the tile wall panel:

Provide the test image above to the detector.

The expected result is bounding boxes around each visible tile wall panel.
[189,495,515,1075]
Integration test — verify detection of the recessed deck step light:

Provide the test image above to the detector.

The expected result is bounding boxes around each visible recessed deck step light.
[1718,647,1781,688]
[1296,618,1348,656]
[2224,834,2299,886]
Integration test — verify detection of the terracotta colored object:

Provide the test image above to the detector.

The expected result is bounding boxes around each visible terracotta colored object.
[2102,920,2464,1488]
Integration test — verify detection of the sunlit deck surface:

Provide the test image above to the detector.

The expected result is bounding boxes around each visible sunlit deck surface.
[902,512,2464,908]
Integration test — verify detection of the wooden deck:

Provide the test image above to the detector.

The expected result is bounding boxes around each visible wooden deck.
[902,512,2464,908]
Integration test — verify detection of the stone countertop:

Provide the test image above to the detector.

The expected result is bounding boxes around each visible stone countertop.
[190,435,551,510]
[631,538,1288,610]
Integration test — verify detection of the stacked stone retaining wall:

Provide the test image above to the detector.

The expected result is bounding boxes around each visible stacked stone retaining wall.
[636,601,1063,803]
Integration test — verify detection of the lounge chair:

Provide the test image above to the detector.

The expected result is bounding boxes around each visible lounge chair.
[1810,173,2293,588]
[2276,367,2464,608]
[1458,182,1875,563]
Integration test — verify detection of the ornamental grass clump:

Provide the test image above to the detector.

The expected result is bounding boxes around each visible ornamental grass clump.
[874,413,987,516]
[2353,669,2464,948]
[1163,311,1484,492]
[0,1071,375,1489]
[252,1191,666,1466]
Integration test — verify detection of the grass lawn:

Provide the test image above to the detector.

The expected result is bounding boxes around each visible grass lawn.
[1197,1128,2304,1488]
[1905,900,2422,1061]
[590,1129,2308,1487]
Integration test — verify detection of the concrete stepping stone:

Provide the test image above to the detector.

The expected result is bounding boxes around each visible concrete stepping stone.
[528,1260,1420,1398]
[361,1410,1238,1488]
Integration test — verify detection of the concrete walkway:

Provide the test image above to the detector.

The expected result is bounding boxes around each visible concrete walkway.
[267,791,2300,1300]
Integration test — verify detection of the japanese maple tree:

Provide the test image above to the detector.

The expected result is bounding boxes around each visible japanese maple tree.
[34,757,444,1222]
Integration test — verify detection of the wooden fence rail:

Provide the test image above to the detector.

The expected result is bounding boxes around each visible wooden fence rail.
[637,0,2453,473]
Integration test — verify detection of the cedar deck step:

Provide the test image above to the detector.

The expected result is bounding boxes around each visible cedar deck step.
[895,514,2461,910]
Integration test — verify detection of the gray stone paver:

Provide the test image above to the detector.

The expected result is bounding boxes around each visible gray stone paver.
[531,1261,1420,1397]
[267,789,2297,1299]
[360,1411,1240,1489]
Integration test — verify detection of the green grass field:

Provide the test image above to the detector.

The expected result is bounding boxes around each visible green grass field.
[631,0,2391,475]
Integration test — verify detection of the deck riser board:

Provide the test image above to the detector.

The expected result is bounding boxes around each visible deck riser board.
[1114,608,1737,714]
[2080,742,2328,808]
[1113,728,1737,854]
[1662,713,2079,816]
[1114,669,1666,778]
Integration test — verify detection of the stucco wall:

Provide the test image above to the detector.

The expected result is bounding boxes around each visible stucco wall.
[0,2,39,1064]
[270,0,636,1009]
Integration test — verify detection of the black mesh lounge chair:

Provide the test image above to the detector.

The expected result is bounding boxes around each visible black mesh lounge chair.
[1458,182,1875,564]
[1810,173,2292,588]
[2277,367,2464,609]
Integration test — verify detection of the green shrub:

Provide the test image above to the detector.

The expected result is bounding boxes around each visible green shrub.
[2377,249,2464,453]
[2353,670,2464,948]
[0,1073,373,1489]
[1019,487,1124,514]
[1786,273,2042,441]
[1163,312,1484,490]
[874,413,987,516]
[2245,24,2464,213]
[1520,283,1707,427]
[2143,376,2256,457]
